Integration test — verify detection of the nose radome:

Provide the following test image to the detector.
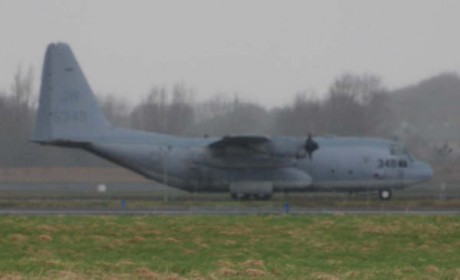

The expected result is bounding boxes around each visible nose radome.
[418,161,433,181]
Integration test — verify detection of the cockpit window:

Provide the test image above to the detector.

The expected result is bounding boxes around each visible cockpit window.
[398,160,408,168]
[389,143,415,164]
[390,144,407,156]
[390,144,414,160]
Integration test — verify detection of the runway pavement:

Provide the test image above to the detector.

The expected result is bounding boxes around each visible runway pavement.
[1,207,460,216]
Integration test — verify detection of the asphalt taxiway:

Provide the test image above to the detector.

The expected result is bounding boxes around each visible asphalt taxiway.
[1,208,460,216]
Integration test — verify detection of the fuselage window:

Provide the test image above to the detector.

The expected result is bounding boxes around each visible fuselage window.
[384,159,398,168]
[378,158,408,168]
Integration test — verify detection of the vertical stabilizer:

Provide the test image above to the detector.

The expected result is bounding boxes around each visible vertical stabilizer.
[33,43,110,144]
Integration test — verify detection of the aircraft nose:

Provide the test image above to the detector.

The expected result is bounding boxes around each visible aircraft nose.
[416,161,433,182]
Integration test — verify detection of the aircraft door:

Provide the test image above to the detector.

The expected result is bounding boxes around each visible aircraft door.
[377,157,406,186]
[368,155,384,180]
[397,158,407,182]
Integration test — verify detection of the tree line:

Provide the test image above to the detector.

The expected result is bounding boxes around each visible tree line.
[0,68,458,167]
[105,74,391,137]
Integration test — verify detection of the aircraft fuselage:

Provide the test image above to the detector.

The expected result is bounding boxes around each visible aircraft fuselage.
[76,128,432,198]
[34,43,433,200]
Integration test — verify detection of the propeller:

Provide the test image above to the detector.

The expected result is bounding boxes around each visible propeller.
[304,133,319,159]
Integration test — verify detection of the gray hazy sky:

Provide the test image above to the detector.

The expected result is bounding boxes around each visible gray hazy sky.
[1,0,460,107]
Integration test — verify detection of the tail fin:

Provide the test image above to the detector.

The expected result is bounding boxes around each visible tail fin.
[33,43,110,144]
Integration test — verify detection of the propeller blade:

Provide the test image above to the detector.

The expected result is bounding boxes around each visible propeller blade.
[305,133,319,158]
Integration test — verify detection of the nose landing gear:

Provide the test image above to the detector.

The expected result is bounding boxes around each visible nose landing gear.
[378,189,392,200]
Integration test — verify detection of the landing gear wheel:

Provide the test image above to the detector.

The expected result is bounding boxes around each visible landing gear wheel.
[378,189,392,201]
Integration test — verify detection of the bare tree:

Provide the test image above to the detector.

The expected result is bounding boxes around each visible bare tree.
[166,83,195,135]
[131,86,168,132]
[130,83,195,135]
[100,94,131,127]
[11,66,34,106]
[271,92,322,136]
[328,73,383,105]
[322,73,389,136]
[192,95,268,136]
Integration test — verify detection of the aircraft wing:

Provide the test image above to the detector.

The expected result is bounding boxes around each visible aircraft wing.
[208,136,271,154]
[205,136,288,168]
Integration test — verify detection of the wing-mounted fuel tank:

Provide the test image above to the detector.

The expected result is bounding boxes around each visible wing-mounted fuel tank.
[227,167,313,199]
[189,164,313,193]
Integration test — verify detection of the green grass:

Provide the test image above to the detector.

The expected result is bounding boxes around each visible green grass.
[1,216,460,279]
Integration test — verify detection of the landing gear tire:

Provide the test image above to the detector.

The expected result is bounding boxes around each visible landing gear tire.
[378,189,392,201]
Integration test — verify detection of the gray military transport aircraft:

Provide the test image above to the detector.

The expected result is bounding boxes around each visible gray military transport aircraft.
[32,43,433,200]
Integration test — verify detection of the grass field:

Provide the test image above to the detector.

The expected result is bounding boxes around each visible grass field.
[1,216,460,279]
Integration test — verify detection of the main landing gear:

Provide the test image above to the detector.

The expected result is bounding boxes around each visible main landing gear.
[378,189,392,201]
